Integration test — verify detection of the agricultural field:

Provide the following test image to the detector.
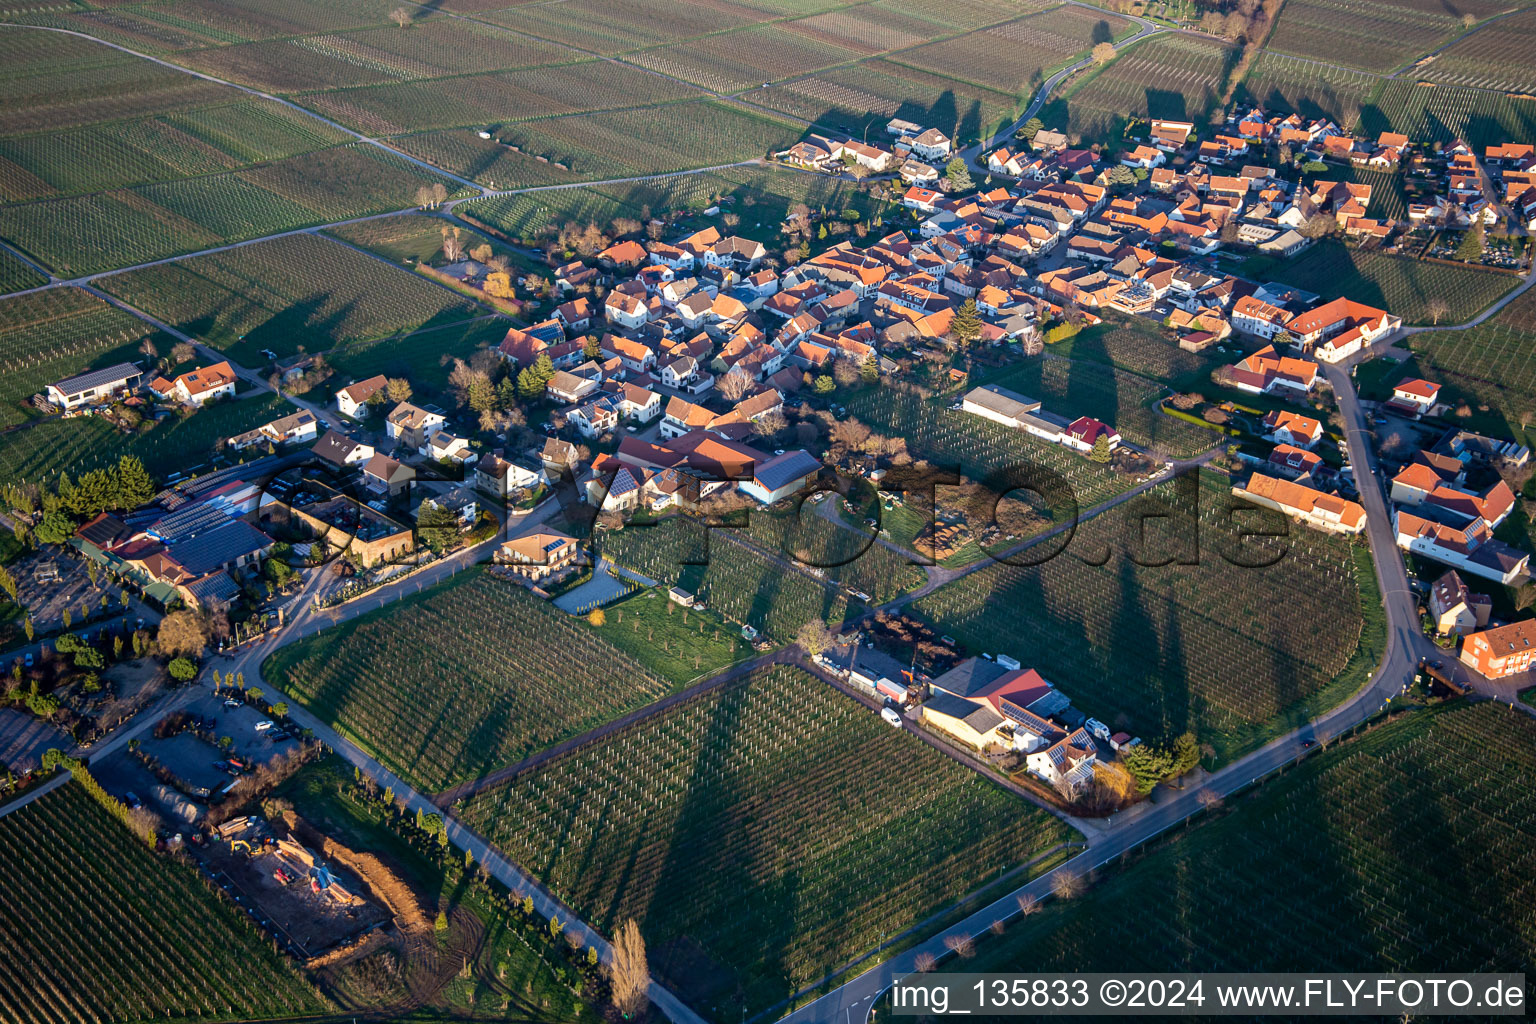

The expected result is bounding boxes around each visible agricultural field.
[598,516,852,641]
[584,586,756,684]
[1405,286,1536,441]
[295,61,705,136]
[0,286,170,428]
[1264,0,1511,73]
[178,18,579,93]
[745,503,928,601]
[1054,33,1234,140]
[393,102,799,189]
[96,232,485,364]
[0,100,350,201]
[913,471,1381,762]
[0,780,324,1024]
[752,58,1020,143]
[624,25,866,94]
[105,0,398,43]
[961,702,1536,978]
[1235,51,1381,130]
[1257,239,1516,326]
[0,143,458,276]
[840,386,1142,514]
[0,30,233,137]
[872,0,1054,32]
[1360,79,1536,149]
[487,0,775,54]
[979,354,1214,457]
[457,665,1075,1019]
[1047,315,1216,388]
[1423,8,1536,93]
[264,570,676,792]
[0,246,43,293]
[891,6,1130,95]
[323,317,510,400]
[0,390,292,494]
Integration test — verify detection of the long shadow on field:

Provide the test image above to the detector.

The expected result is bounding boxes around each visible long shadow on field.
[1143,87,1189,125]
[1113,552,1190,743]
[639,680,797,1023]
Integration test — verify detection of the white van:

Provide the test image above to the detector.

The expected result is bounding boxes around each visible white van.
[880,707,903,728]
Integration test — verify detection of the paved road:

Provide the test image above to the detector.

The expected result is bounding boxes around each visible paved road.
[0,769,71,819]
[772,369,1425,1024]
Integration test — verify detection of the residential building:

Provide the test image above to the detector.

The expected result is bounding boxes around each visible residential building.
[311,429,374,467]
[1229,345,1318,395]
[1460,619,1536,679]
[498,529,580,581]
[1428,570,1491,637]
[336,375,389,418]
[361,453,416,496]
[385,403,446,449]
[1262,409,1324,448]
[150,361,236,407]
[1233,473,1365,535]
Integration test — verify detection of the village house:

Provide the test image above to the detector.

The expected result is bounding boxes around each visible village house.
[1460,618,1536,679]
[311,429,374,467]
[475,450,547,498]
[1262,409,1324,449]
[385,402,446,449]
[1385,378,1441,417]
[1229,345,1318,396]
[1428,570,1492,637]
[1233,473,1365,535]
[498,529,580,581]
[361,453,416,496]
[150,361,237,407]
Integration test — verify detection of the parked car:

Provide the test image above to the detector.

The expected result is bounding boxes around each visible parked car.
[254,721,273,732]
[123,792,142,809]
[223,698,241,708]
[880,707,903,728]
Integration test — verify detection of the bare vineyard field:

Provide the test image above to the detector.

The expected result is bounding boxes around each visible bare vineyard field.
[0,144,455,276]
[1424,8,1536,93]
[1257,239,1515,326]
[458,665,1074,1021]
[626,25,865,94]
[1265,0,1510,73]
[323,317,510,400]
[1406,287,1536,440]
[1056,33,1233,139]
[892,6,1130,95]
[979,354,1213,457]
[840,386,1142,512]
[1047,315,1216,387]
[0,781,324,1024]
[0,100,349,201]
[913,472,1378,761]
[296,61,704,136]
[873,0,1054,33]
[962,703,1536,978]
[752,58,1020,143]
[0,246,44,293]
[1361,79,1536,149]
[598,515,852,641]
[98,232,484,363]
[265,570,676,792]
[745,504,928,602]
[0,286,169,427]
[1235,51,1380,130]
[488,0,774,54]
[394,102,797,189]
[178,18,579,94]
[0,29,234,136]
[103,0,398,44]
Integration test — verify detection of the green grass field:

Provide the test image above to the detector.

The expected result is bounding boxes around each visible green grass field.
[265,569,676,792]
[458,665,1075,1021]
[598,516,852,642]
[913,472,1382,762]
[584,586,755,685]
[97,232,485,364]
[0,780,324,1023]
[957,701,1536,976]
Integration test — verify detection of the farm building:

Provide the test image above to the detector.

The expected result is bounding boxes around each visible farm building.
[46,362,143,411]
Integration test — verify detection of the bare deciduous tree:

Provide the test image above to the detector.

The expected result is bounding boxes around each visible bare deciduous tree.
[390,6,412,27]
[717,368,752,402]
[608,919,650,1018]
[1052,873,1084,900]
[943,932,974,958]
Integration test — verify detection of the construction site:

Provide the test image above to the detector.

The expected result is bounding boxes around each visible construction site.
[207,815,390,961]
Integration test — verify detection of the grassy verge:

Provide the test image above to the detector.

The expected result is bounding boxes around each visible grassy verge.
[584,586,755,687]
